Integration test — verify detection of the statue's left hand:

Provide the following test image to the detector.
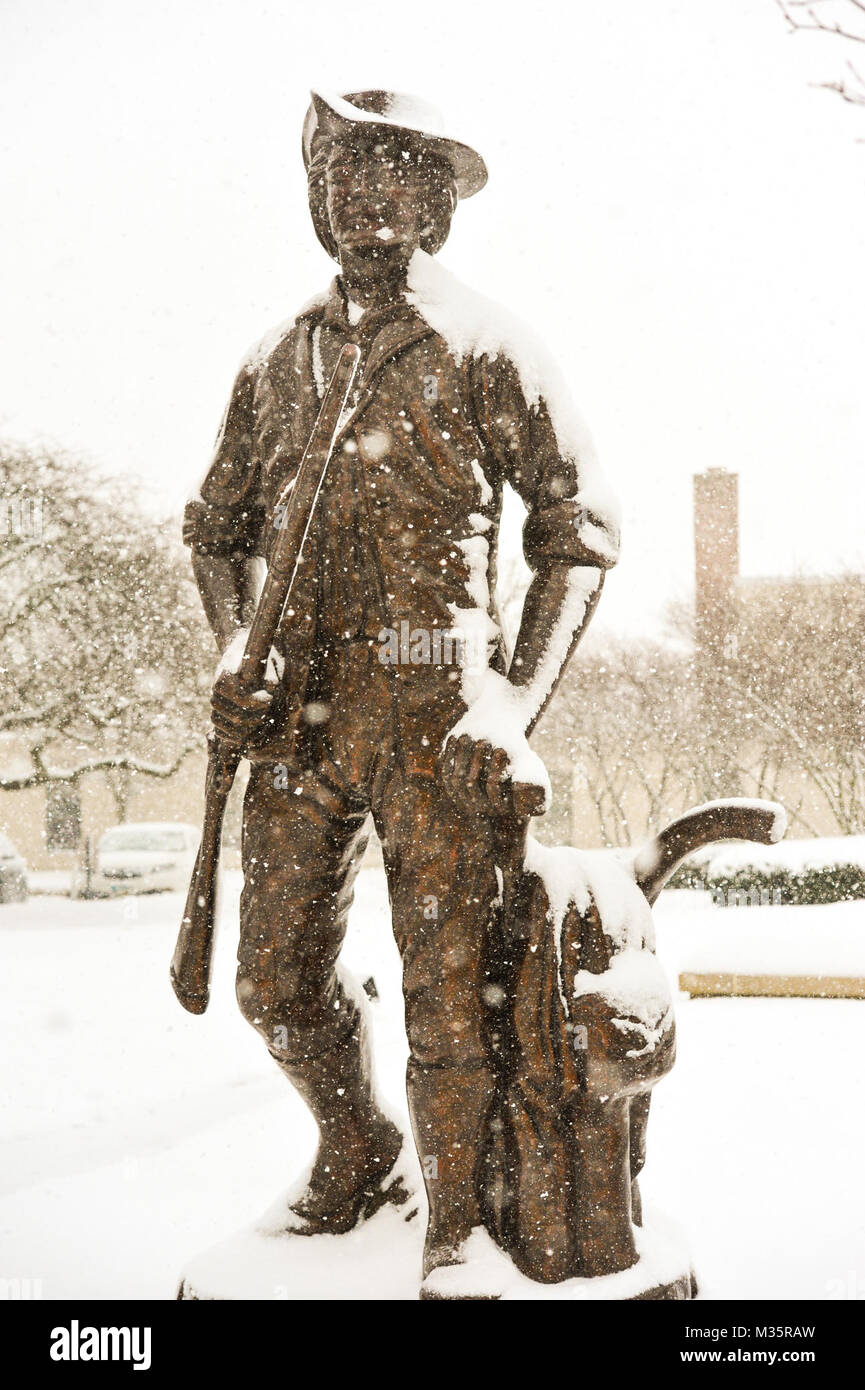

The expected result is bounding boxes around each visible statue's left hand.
[437,733,546,818]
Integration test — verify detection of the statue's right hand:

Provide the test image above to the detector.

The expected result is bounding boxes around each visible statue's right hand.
[210,668,282,748]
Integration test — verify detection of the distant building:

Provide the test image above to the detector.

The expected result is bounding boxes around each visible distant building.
[693,468,739,651]
[693,466,853,629]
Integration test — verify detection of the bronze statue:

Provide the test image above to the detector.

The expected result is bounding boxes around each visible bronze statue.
[177,90,784,1299]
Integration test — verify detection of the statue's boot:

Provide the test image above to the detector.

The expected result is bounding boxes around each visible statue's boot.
[271,1019,409,1235]
[408,1061,498,1299]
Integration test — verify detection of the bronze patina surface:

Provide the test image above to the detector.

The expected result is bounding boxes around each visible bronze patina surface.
[180,89,779,1298]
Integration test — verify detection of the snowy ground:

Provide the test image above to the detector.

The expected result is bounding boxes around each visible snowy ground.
[0,874,862,1301]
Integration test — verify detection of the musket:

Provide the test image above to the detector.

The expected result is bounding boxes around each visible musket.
[170,343,361,1014]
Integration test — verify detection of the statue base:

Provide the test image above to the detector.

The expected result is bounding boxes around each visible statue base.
[177,1201,695,1301]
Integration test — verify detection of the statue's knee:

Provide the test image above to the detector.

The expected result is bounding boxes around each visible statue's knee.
[236,971,307,1059]
[235,971,274,1037]
[235,963,339,1058]
[404,994,486,1070]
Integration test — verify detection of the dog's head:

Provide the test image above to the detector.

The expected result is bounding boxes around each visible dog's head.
[512,843,676,1102]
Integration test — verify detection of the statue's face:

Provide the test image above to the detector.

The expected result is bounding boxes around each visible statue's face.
[325,137,444,261]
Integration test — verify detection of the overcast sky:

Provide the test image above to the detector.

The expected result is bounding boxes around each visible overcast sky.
[2,0,863,637]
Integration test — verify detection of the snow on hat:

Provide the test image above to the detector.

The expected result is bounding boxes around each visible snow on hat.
[302,89,488,200]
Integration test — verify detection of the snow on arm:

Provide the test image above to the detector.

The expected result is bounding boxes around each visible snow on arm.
[188,296,323,504]
[187,299,325,555]
[186,360,258,506]
[405,249,620,547]
[445,670,552,802]
[406,252,623,790]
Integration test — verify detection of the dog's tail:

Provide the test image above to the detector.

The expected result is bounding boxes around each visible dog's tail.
[632,799,786,906]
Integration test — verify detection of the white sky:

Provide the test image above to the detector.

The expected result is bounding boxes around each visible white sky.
[2,0,863,637]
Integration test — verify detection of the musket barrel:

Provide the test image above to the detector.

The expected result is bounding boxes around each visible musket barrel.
[170,343,361,1014]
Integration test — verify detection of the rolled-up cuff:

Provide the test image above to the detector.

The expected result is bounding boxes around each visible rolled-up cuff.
[523,500,620,571]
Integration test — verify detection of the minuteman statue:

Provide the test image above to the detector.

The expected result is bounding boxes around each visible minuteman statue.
[183,90,620,1295]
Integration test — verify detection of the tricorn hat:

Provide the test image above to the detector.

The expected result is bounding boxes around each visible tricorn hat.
[302,89,488,259]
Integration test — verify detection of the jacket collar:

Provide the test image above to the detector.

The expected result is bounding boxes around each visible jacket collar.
[300,277,436,436]
[316,276,431,345]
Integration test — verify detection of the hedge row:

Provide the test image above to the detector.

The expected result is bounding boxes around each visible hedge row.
[666,863,865,906]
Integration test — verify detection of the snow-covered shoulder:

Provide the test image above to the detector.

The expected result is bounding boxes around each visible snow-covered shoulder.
[187,294,329,503]
[242,290,329,371]
[405,250,620,533]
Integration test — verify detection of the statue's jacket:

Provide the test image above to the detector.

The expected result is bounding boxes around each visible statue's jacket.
[184,266,619,755]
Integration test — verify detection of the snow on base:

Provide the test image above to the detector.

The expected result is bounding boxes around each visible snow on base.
[0,881,862,1299]
[181,1198,690,1302]
[181,1191,422,1302]
[422,1206,692,1301]
[255,1139,418,1237]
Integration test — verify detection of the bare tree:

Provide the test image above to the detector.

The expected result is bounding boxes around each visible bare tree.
[533,571,865,849]
[723,575,865,832]
[669,574,865,835]
[533,640,708,848]
[776,0,865,110]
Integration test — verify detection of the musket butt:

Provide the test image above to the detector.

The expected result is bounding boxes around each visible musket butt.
[170,965,210,1015]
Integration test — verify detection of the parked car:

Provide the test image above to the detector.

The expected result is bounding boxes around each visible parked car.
[90,822,200,896]
[0,832,29,903]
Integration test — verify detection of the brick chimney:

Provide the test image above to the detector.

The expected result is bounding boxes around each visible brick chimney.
[694,469,739,646]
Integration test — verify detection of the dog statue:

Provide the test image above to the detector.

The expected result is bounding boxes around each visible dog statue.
[479,797,786,1293]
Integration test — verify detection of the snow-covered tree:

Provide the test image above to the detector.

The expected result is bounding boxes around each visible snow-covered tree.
[0,443,211,813]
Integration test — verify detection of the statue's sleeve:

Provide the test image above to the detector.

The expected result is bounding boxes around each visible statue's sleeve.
[469,352,620,573]
[182,362,266,558]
